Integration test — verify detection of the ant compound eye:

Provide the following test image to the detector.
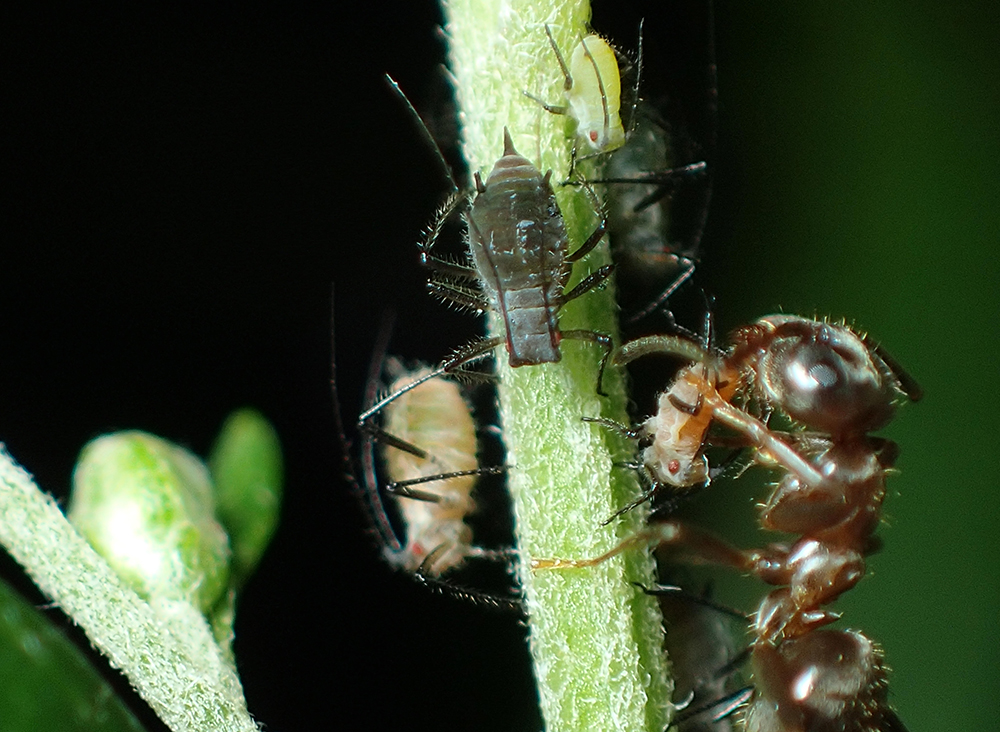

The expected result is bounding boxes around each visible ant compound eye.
[757,320,898,436]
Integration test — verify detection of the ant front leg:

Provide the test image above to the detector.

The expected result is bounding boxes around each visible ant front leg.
[532,519,758,572]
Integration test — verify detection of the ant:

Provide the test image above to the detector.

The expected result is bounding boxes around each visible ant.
[533,314,920,731]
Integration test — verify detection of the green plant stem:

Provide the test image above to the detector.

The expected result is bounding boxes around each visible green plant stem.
[0,446,257,732]
[440,2,672,731]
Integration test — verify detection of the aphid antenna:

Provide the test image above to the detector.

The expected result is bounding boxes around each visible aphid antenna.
[412,571,525,614]
[384,74,461,193]
[330,291,408,553]
[356,309,410,553]
[613,332,712,369]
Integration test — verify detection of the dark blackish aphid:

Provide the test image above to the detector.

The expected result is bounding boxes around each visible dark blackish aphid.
[534,314,920,731]
[596,4,719,322]
[419,128,616,391]
[602,105,709,321]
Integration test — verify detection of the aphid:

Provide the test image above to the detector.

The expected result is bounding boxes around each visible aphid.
[652,582,745,732]
[586,324,740,520]
[357,354,511,578]
[601,105,709,320]
[526,27,626,156]
[417,128,615,391]
[384,77,615,391]
[595,6,719,322]
[533,314,920,731]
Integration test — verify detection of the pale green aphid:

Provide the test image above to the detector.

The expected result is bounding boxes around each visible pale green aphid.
[69,431,231,614]
[531,28,626,155]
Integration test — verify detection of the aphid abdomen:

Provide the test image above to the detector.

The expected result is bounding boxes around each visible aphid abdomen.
[468,132,572,366]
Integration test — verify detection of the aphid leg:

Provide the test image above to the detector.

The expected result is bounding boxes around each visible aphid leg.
[625,255,697,324]
[412,570,525,614]
[566,219,608,262]
[561,328,613,396]
[634,582,749,622]
[385,466,505,503]
[667,390,704,416]
[425,279,490,313]
[581,415,644,441]
[601,487,664,526]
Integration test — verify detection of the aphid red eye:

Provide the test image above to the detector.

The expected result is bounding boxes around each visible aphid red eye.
[667,459,681,474]
[590,130,599,143]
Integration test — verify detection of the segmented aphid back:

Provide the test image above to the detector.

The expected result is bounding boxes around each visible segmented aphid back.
[467,132,571,366]
[380,365,479,574]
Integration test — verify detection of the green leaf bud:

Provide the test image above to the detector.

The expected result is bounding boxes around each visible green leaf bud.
[208,408,283,586]
[68,431,230,613]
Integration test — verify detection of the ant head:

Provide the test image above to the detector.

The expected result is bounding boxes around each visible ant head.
[734,316,901,437]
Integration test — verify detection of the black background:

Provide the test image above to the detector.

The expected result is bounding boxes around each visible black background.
[3,2,998,731]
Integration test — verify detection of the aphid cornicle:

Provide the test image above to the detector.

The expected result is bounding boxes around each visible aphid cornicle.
[419,129,616,391]
[526,27,626,156]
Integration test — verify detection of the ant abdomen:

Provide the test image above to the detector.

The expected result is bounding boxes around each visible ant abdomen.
[745,629,894,732]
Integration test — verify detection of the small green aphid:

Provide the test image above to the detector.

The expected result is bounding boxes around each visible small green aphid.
[527,27,626,155]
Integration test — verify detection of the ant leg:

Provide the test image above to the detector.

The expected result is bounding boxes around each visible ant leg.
[695,383,827,489]
[561,329,613,396]
[532,519,760,573]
